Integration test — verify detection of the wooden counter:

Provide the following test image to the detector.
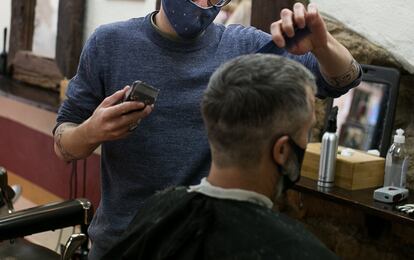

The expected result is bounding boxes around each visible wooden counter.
[294,177,414,226]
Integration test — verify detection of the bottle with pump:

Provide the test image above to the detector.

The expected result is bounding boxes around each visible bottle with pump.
[318,106,339,188]
[383,129,409,188]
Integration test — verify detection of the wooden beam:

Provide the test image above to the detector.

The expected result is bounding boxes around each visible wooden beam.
[251,0,295,33]
[8,0,36,70]
[13,51,63,90]
[56,0,85,79]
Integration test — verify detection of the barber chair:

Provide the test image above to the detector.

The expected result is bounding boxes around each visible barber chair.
[0,167,93,259]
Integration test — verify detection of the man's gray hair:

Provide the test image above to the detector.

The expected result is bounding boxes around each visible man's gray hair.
[201,54,316,168]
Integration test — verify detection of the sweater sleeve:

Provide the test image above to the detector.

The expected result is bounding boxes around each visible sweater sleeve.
[255,36,362,99]
[54,30,106,133]
[286,51,362,99]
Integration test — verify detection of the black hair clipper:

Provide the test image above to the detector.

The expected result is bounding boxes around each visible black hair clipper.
[123,80,160,106]
[257,27,311,54]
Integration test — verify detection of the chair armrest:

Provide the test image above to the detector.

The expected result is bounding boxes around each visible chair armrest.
[0,199,93,240]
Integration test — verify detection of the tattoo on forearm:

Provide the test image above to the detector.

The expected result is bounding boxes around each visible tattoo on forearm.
[54,123,79,161]
[323,59,361,88]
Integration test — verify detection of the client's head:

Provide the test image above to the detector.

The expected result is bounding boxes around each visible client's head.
[201,54,316,199]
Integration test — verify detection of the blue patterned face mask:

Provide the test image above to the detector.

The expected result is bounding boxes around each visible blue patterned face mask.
[161,0,221,39]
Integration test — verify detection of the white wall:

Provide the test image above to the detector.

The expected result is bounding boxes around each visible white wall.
[84,0,157,40]
[0,0,11,51]
[32,0,59,58]
[312,0,414,73]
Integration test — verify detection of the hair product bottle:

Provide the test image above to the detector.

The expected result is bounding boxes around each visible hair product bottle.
[318,106,339,188]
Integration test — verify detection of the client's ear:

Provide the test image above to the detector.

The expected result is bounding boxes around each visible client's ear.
[272,136,290,166]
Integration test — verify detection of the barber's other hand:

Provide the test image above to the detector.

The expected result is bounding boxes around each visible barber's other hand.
[84,86,153,143]
[270,3,328,55]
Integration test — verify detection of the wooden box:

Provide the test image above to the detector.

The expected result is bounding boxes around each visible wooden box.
[301,143,385,190]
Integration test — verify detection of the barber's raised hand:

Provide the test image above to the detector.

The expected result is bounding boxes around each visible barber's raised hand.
[271,3,328,55]
[84,86,153,143]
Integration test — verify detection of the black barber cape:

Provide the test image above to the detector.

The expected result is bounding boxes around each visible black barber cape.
[103,187,338,260]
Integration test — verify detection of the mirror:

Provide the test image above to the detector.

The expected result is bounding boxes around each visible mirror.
[8,0,85,89]
[325,64,400,157]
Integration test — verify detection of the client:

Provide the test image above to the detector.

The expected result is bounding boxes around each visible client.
[103,54,338,260]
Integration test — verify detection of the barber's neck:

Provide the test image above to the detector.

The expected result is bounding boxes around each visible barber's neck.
[206,161,280,200]
[154,6,178,37]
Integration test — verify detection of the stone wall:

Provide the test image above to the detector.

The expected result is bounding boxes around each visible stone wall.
[291,16,414,260]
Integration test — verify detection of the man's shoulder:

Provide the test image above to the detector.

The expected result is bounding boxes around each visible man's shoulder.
[211,202,338,259]
[152,186,189,200]
[141,187,192,211]
[222,24,269,39]
[93,17,146,41]
[214,23,271,53]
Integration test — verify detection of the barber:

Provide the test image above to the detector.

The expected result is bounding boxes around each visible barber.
[53,1,361,259]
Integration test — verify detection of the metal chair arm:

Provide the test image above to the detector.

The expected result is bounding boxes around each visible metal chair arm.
[0,198,93,240]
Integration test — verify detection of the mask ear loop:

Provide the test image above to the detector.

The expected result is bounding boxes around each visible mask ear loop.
[272,135,296,198]
[280,136,304,184]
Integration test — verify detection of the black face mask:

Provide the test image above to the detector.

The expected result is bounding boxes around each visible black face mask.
[276,137,306,193]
